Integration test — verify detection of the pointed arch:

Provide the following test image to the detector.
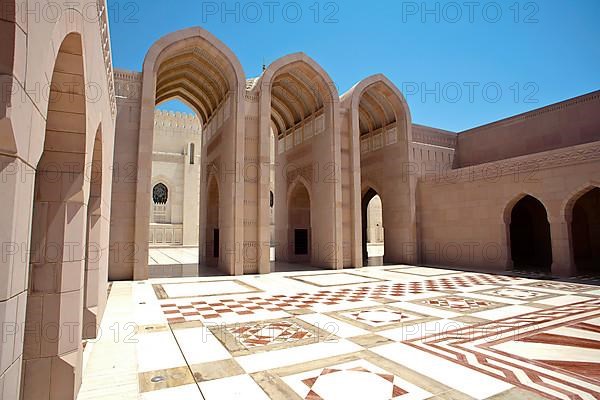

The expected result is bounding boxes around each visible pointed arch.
[343,74,415,267]
[134,27,247,279]
[361,186,385,262]
[205,172,221,268]
[287,176,313,264]
[259,52,342,270]
[562,184,600,273]
[505,194,553,272]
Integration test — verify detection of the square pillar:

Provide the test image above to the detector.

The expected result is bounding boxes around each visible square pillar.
[550,218,575,277]
[0,155,35,400]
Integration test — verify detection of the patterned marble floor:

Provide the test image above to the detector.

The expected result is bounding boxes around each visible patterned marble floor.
[78,265,600,400]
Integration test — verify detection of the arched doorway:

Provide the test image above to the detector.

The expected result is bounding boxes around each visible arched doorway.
[571,187,600,274]
[126,27,246,279]
[362,188,385,266]
[288,181,312,264]
[206,176,220,268]
[22,33,88,400]
[509,195,553,273]
[261,54,342,271]
[348,75,414,267]
[149,102,202,249]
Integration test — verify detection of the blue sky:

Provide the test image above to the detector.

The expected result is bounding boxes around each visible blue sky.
[107,0,600,132]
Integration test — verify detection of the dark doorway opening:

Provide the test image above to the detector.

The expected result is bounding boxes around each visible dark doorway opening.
[572,188,600,275]
[294,229,309,255]
[510,195,553,273]
[287,181,311,266]
[206,177,220,268]
[213,229,220,258]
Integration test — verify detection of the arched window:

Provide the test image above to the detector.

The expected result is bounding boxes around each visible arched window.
[153,183,169,205]
[189,143,195,165]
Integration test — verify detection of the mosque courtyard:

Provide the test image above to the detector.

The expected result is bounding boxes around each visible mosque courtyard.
[77,265,600,400]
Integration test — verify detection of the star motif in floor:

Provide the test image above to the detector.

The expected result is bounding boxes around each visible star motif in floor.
[300,366,408,400]
[420,296,495,311]
[343,308,413,327]
[227,320,316,349]
[480,287,551,300]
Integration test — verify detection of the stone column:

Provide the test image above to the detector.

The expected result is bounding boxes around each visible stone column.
[550,217,575,277]
[0,155,35,400]
[22,166,87,400]
[382,141,415,265]
[182,154,200,246]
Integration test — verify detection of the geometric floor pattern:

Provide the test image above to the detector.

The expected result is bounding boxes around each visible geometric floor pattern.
[78,265,600,400]
[282,359,431,400]
[417,295,505,312]
[227,320,317,349]
[407,298,600,399]
[159,273,525,324]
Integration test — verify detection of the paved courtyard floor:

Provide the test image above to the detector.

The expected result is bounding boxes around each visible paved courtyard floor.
[78,265,600,400]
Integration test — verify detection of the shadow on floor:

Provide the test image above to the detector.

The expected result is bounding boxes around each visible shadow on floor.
[270,262,329,273]
[196,265,231,277]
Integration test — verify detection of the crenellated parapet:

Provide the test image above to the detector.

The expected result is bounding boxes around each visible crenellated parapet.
[114,68,143,100]
[154,110,202,134]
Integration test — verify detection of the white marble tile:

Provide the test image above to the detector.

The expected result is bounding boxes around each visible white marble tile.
[298,313,369,338]
[586,316,600,326]
[384,291,448,302]
[470,305,538,321]
[235,339,363,374]
[199,374,269,400]
[202,310,290,325]
[457,292,523,305]
[371,343,513,399]
[536,295,592,306]
[136,331,187,373]
[162,280,255,298]
[291,273,382,287]
[282,359,432,400]
[174,327,231,365]
[472,286,554,301]
[394,267,461,276]
[457,284,501,293]
[549,326,600,342]
[492,341,600,363]
[140,384,204,400]
[379,319,466,342]
[311,300,379,313]
[395,301,462,319]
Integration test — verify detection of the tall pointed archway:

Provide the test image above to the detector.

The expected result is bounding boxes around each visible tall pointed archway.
[570,187,600,274]
[127,28,246,279]
[343,75,415,267]
[508,195,553,272]
[259,53,342,270]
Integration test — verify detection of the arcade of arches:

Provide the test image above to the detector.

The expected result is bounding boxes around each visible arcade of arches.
[1,8,600,400]
[106,28,600,284]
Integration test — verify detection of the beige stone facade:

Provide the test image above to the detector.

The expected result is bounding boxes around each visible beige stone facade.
[149,110,201,247]
[0,1,116,399]
[1,12,599,400]
[107,27,600,282]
